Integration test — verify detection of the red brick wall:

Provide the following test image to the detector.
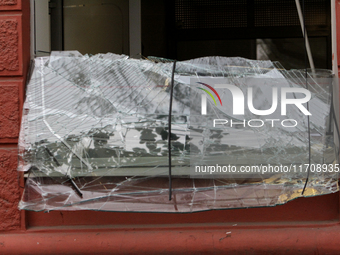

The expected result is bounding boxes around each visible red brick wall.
[0,0,338,234]
[0,2,339,254]
[0,0,29,231]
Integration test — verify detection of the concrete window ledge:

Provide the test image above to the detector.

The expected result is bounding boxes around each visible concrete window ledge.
[1,222,340,254]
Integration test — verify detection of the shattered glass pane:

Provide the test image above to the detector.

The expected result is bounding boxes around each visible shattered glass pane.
[18,51,339,212]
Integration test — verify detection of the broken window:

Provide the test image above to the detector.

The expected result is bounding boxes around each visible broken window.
[18,51,339,212]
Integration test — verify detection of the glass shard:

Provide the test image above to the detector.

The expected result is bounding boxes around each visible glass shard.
[18,52,339,212]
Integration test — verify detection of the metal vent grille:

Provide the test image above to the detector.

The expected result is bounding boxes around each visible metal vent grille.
[175,0,248,29]
[175,0,328,29]
[254,0,327,27]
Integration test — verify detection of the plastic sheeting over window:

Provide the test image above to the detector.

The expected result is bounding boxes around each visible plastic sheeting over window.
[18,52,339,212]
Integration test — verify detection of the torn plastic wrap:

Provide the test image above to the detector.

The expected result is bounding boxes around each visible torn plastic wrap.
[18,52,339,212]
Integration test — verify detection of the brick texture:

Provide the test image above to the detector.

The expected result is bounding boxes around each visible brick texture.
[0,0,17,5]
[0,19,19,73]
[0,149,20,230]
[0,0,20,10]
[0,0,25,233]
[0,83,19,138]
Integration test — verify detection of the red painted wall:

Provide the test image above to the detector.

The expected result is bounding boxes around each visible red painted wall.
[0,1,340,254]
[0,0,29,231]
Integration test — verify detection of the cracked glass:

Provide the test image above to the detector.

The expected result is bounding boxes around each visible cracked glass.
[18,51,339,212]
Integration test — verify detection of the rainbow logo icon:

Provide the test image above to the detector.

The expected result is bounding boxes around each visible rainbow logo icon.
[196,82,222,106]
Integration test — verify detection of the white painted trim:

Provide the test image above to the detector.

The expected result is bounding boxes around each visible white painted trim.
[31,0,51,58]
[331,0,338,76]
[30,0,35,59]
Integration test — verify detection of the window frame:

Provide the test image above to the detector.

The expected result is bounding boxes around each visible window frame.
[24,0,340,228]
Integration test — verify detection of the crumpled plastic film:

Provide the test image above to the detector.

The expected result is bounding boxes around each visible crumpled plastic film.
[18,51,339,212]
